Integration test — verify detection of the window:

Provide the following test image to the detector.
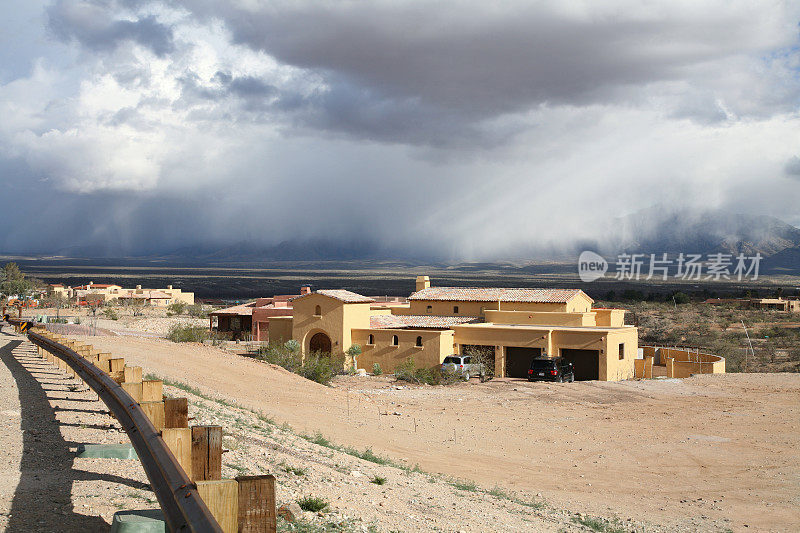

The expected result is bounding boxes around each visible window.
[426,305,432,314]
[367,334,374,345]
[415,336,423,347]
[619,343,625,360]
[463,356,471,364]
[314,305,322,316]
[453,306,459,314]
[391,335,399,346]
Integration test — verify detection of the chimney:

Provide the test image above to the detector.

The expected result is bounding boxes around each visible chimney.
[415,276,430,292]
[167,285,173,290]
[136,285,142,290]
[300,286,311,295]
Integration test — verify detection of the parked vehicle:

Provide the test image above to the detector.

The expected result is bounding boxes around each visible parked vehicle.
[527,357,574,382]
[441,355,485,380]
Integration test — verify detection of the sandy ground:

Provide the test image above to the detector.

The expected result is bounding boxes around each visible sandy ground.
[0,327,596,532]
[68,334,800,532]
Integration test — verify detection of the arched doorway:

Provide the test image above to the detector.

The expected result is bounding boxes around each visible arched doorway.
[309,332,332,355]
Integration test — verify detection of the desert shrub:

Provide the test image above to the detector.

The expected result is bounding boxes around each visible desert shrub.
[299,354,338,385]
[297,496,328,513]
[394,357,460,385]
[672,291,691,305]
[372,362,382,375]
[257,342,303,373]
[186,303,208,318]
[167,324,211,343]
[256,342,342,385]
[168,302,187,315]
[284,339,300,354]
[102,308,119,320]
[370,475,387,485]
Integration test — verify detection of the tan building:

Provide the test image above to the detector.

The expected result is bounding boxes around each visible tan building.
[271,276,639,381]
[703,297,800,313]
[61,282,194,307]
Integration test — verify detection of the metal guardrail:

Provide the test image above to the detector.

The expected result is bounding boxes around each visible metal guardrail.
[3,317,223,533]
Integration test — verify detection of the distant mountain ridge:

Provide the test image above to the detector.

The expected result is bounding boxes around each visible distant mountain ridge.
[610,209,800,258]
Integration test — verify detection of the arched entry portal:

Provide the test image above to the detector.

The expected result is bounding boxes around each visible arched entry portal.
[309,332,332,355]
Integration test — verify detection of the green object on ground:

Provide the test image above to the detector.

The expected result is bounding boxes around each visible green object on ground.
[110,510,166,533]
[76,443,138,459]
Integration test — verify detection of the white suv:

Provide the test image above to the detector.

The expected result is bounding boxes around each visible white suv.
[441,355,485,380]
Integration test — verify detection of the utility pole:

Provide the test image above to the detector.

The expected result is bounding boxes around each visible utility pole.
[741,319,755,372]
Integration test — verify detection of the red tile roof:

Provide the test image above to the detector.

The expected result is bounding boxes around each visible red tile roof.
[369,315,481,329]
[408,287,590,304]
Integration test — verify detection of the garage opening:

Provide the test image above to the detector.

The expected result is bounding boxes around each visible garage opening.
[461,345,495,377]
[505,347,541,378]
[561,349,600,381]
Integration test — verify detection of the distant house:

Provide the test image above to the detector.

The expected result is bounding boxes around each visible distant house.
[209,286,310,341]
[703,297,800,313]
[54,282,194,307]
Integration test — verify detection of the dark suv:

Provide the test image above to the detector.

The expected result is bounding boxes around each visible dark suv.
[527,357,574,382]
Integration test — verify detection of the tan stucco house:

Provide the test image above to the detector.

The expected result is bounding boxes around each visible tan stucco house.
[269,276,639,381]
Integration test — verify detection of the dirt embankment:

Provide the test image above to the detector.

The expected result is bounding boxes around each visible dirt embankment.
[74,335,800,532]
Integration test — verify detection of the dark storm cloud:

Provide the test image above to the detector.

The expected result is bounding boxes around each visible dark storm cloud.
[177,1,799,120]
[47,0,174,57]
[179,70,508,147]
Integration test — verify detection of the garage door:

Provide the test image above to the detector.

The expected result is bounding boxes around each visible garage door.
[505,347,541,378]
[561,349,599,381]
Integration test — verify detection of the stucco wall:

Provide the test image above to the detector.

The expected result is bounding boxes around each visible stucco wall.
[594,309,626,327]
[267,316,293,345]
[485,310,596,327]
[352,329,454,372]
[291,294,371,358]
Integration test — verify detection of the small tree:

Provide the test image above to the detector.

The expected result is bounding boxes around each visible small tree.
[463,345,495,381]
[345,344,362,371]
[1,262,35,302]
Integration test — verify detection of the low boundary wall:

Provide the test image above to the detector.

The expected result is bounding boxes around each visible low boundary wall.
[638,345,725,378]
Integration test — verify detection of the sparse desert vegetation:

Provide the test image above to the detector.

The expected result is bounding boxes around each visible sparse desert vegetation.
[601,300,800,373]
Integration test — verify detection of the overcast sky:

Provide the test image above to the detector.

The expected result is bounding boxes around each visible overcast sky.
[1,1,799,259]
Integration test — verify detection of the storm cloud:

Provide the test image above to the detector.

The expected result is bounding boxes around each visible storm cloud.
[0,0,799,259]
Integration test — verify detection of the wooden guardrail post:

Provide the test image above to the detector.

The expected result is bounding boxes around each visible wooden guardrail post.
[164,397,189,428]
[236,475,277,533]
[123,365,143,383]
[196,479,238,532]
[142,380,163,403]
[140,401,165,430]
[191,426,222,481]
[161,428,193,479]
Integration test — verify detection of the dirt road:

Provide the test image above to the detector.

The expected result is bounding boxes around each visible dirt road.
[79,335,800,531]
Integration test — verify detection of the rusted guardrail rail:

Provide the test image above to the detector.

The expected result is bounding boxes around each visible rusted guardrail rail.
[3,316,224,533]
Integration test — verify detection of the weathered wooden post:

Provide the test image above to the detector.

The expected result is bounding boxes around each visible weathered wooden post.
[191,425,222,481]
[236,475,277,533]
[164,397,189,428]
